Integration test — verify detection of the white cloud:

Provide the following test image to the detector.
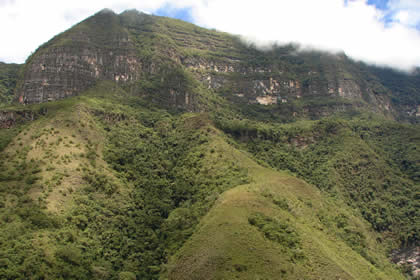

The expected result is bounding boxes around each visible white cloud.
[1,0,420,71]
[188,0,420,71]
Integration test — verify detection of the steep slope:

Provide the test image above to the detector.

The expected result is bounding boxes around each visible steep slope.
[15,9,420,121]
[165,138,403,279]
[16,10,141,104]
[217,117,420,246]
[0,83,249,279]
[368,66,420,117]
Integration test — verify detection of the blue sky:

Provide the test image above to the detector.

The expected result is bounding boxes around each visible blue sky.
[368,0,395,24]
[155,4,194,23]
[367,0,389,10]
[1,0,420,70]
[368,0,420,29]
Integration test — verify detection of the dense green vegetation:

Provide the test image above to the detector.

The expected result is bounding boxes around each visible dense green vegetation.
[0,83,415,278]
[0,86,250,279]
[217,116,420,247]
[0,62,20,105]
[367,65,420,106]
[165,135,405,280]
[248,212,304,261]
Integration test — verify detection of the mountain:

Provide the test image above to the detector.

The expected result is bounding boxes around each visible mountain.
[15,9,420,121]
[0,9,419,279]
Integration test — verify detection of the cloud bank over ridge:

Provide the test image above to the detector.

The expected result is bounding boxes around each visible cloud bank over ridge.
[1,0,420,71]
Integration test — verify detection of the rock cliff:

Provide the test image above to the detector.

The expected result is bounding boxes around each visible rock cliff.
[0,109,45,128]
[17,10,141,104]
[14,9,420,120]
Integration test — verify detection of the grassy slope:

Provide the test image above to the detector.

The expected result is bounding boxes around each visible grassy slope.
[1,94,119,209]
[164,130,404,280]
[0,89,134,278]
[0,82,249,279]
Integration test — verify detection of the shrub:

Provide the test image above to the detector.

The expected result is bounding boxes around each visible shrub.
[248,212,301,250]
[55,245,83,265]
[25,175,41,185]
[273,198,290,211]
[118,271,136,280]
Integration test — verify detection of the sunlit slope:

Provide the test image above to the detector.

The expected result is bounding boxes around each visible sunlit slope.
[0,89,138,279]
[0,94,127,211]
[0,83,249,279]
[165,132,404,280]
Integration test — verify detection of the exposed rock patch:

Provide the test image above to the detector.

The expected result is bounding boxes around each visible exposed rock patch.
[391,246,420,277]
[0,109,46,128]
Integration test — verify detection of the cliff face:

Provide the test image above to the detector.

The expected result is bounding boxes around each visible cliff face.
[17,11,142,104]
[19,45,141,104]
[15,9,420,120]
[184,55,391,106]
[0,109,44,128]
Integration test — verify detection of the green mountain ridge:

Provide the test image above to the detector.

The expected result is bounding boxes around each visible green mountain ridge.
[0,9,419,280]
